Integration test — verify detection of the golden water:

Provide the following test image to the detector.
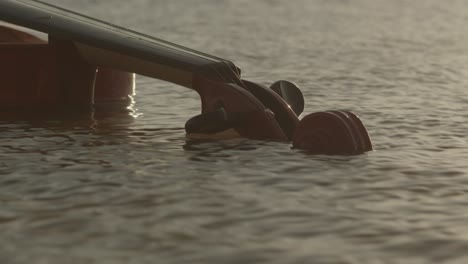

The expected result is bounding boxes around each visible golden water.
[2,0,468,263]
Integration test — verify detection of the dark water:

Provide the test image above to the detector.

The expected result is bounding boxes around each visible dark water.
[3,0,468,263]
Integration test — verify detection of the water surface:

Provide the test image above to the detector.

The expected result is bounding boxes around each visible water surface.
[2,0,468,263]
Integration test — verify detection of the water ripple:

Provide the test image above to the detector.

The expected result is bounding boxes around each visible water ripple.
[2,0,468,263]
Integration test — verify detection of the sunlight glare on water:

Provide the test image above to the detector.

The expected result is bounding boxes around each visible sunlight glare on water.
[2,0,468,263]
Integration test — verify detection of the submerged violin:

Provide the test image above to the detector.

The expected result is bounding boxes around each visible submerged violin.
[0,0,372,155]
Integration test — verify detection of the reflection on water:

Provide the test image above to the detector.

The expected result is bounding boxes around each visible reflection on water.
[3,0,468,263]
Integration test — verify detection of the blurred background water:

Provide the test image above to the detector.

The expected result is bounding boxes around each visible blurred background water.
[2,0,468,263]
